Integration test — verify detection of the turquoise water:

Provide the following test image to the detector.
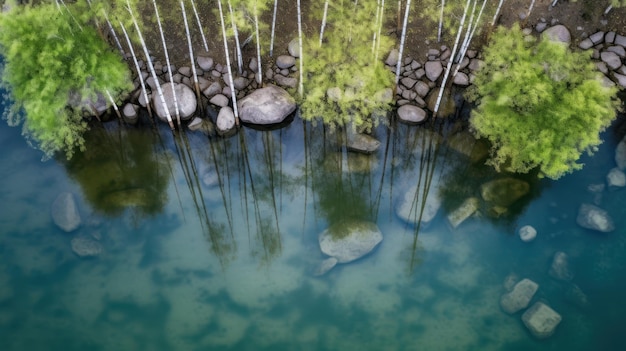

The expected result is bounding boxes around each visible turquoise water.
[1,96,626,350]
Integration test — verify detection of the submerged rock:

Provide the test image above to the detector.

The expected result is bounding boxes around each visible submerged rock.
[522,302,562,339]
[549,251,574,281]
[346,132,381,154]
[71,236,103,257]
[238,85,296,125]
[500,278,538,314]
[315,221,383,275]
[576,203,614,232]
[51,192,81,232]
[396,185,442,227]
[447,197,480,228]
[480,177,529,208]
[518,225,537,242]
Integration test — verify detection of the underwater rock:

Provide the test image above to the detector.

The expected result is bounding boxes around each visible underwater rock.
[314,257,338,276]
[500,278,538,314]
[480,177,529,208]
[51,192,81,232]
[522,302,562,339]
[447,197,479,229]
[503,273,519,292]
[71,236,103,257]
[316,221,383,275]
[346,132,381,154]
[397,105,427,125]
[565,283,589,309]
[549,251,574,281]
[152,82,197,122]
[447,131,488,163]
[396,184,442,226]
[606,167,626,189]
[238,85,296,125]
[518,225,537,242]
[615,135,626,170]
[576,203,615,232]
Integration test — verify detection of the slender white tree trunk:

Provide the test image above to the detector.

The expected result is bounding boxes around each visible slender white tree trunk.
[434,0,471,116]
[181,0,201,108]
[491,0,505,27]
[105,89,122,120]
[374,0,386,62]
[395,0,412,85]
[526,0,536,19]
[320,0,330,47]
[227,0,244,75]
[217,0,239,123]
[456,0,478,63]
[604,5,613,14]
[128,5,175,129]
[154,0,181,126]
[119,21,152,119]
[551,0,558,7]
[103,12,125,56]
[372,0,381,53]
[270,0,278,56]
[453,0,487,77]
[437,0,445,42]
[190,0,209,52]
[297,0,304,98]
[254,1,263,84]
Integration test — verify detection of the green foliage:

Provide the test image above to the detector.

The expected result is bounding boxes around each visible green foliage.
[300,0,395,132]
[467,25,619,179]
[0,2,132,159]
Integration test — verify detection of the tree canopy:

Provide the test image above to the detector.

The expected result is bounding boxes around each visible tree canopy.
[467,25,620,179]
[0,1,133,159]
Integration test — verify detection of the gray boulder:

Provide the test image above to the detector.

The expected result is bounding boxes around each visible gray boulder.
[601,51,622,70]
[238,85,296,125]
[122,103,139,124]
[51,192,81,232]
[385,49,399,66]
[274,74,298,89]
[346,132,381,154]
[288,38,300,57]
[542,25,571,44]
[196,56,214,71]
[607,167,626,188]
[549,251,574,281]
[276,55,296,69]
[152,83,197,122]
[500,278,538,314]
[424,61,443,82]
[315,221,383,275]
[209,94,230,108]
[522,302,562,339]
[576,203,614,232]
[216,106,236,136]
[397,105,427,124]
[397,184,442,226]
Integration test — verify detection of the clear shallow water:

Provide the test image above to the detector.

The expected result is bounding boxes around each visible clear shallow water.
[1,99,626,350]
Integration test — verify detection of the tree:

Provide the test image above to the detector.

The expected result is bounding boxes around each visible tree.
[0,2,133,159]
[467,25,620,179]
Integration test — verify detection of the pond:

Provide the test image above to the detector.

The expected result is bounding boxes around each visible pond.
[1,97,626,350]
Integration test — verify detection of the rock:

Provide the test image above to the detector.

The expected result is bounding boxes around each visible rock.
[522,302,562,339]
[318,221,382,266]
[503,273,519,292]
[480,177,529,207]
[578,38,593,50]
[606,45,626,58]
[209,94,230,108]
[536,22,547,33]
[614,34,626,48]
[146,76,164,91]
[274,74,298,89]
[346,132,381,154]
[238,85,296,125]
[424,61,443,81]
[288,38,300,57]
[453,72,470,86]
[519,225,537,242]
[614,73,626,89]
[203,82,222,98]
[616,136,626,169]
[447,197,480,228]
[607,167,626,188]
[589,31,605,45]
[197,56,214,71]
[327,87,342,101]
[596,61,609,75]
[187,117,213,134]
[178,66,192,77]
[468,58,484,71]
[397,104,427,124]
[549,251,574,281]
[601,51,622,70]
[542,25,571,44]
[152,83,197,122]
[447,131,488,162]
[576,203,614,232]
[122,103,139,124]
[414,81,430,97]
[401,77,417,89]
[500,278,539,314]
[565,284,588,308]
[276,55,296,69]
[232,76,249,90]
[396,185,442,226]
[71,236,103,257]
[385,48,399,66]
[51,192,81,232]
[605,31,616,44]
[216,106,236,136]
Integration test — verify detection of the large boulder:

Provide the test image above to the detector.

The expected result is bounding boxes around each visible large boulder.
[51,192,81,232]
[522,302,562,339]
[397,105,427,124]
[238,85,296,125]
[500,278,538,314]
[542,25,571,45]
[152,82,197,122]
[480,177,529,207]
[316,221,383,275]
[576,203,615,232]
[216,106,236,136]
[396,185,442,226]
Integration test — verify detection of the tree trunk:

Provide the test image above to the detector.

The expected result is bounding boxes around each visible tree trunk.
[217,0,240,124]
